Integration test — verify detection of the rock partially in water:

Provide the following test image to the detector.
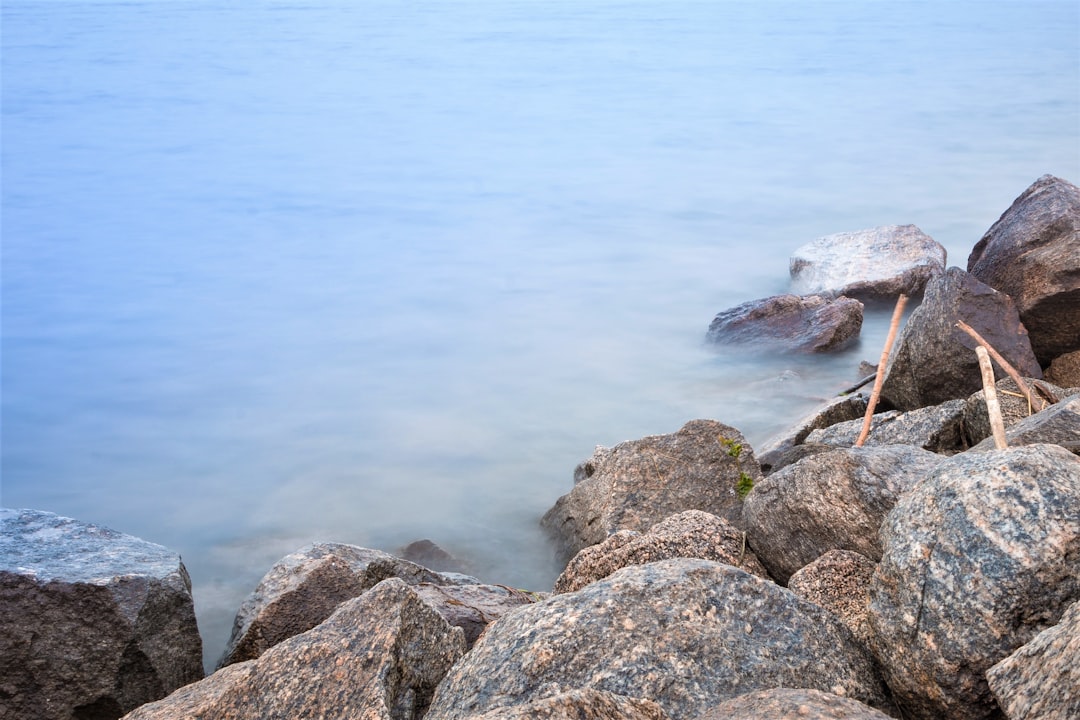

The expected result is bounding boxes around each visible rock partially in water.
[756,393,868,473]
[705,293,864,353]
[0,508,203,720]
[696,688,895,720]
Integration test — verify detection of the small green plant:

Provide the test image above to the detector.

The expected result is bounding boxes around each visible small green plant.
[736,472,754,499]
[718,435,754,500]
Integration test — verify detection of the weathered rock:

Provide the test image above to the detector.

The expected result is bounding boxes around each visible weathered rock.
[970,393,1080,454]
[757,393,869,473]
[696,688,895,720]
[463,688,671,720]
[880,267,1041,410]
[397,539,470,574]
[705,294,864,353]
[122,578,466,720]
[218,542,471,668]
[553,510,769,593]
[866,444,1080,720]
[425,559,891,720]
[0,509,203,720]
[790,224,947,300]
[411,582,540,648]
[758,441,836,476]
[541,420,761,563]
[967,174,1080,365]
[962,377,1064,446]
[743,445,942,583]
[804,399,967,454]
[1045,349,1080,387]
[986,600,1080,720]
[787,549,877,646]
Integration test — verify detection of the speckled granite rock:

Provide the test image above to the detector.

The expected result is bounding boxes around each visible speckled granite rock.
[122,578,466,720]
[411,582,541,648]
[804,399,967,454]
[867,444,1080,720]
[0,509,203,720]
[789,224,946,301]
[425,559,891,720]
[218,541,471,668]
[696,688,895,720]
[541,420,761,563]
[462,687,671,720]
[880,267,1041,411]
[967,174,1080,365]
[987,600,1080,720]
[705,294,864,353]
[1045,349,1080,387]
[553,510,769,594]
[970,393,1080,454]
[787,549,876,646]
[743,445,942,583]
[757,394,868,473]
[962,377,1064,447]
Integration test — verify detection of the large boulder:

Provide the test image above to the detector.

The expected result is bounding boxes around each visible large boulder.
[804,398,967,454]
[122,577,466,720]
[787,549,877,647]
[425,559,892,720]
[541,420,761,563]
[967,174,1080,365]
[461,688,671,720]
[880,266,1041,411]
[0,509,203,720]
[705,294,863,353]
[969,393,1080,454]
[866,444,1080,720]
[696,688,895,720]
[553,510,770,593]
[743,445,943,583]
[218,542,472,668]
[986,600,1080,720]
[789,224,947,300]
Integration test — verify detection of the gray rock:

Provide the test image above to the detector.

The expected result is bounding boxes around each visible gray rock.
[1045,349,1080,387]
[122,577,466,720]
[462,688,671,720]
[970,393,1080,454]
[411,582,541,648]
[790,224,947,301]
[880,267,1041,411]
[804,398,967,454]
[787,549,877,646]
[705,294,864,353]
[696,688,895,720]
[425,559,891,720]
[397,539,471,574]
[0,509,203,720]
[967,174,1080,365]
[866,444,1080,720]
[986,600,1080,720]
[218,541,470,668]
[553,510,770,594]
[743,445,943,583]
[962,377,1064,447]
[541,420,761,563]
[757,393,869,473]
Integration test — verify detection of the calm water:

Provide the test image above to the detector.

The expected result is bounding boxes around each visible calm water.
[3,0,1077,667]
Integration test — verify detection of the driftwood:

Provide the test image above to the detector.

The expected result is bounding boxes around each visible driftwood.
[976,346,1008,450]
[855,294,908,448]
[955,320,1046,413]
[839,372,877,396]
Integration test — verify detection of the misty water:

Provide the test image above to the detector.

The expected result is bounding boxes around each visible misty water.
[3,0,1077,668]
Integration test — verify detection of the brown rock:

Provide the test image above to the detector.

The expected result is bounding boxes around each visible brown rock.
[411,582,541,648]
[705,294,864,353]
[787,550,876,646]
[697,688,895,720]
[463,688,670,720]
[1045,349,1080,387]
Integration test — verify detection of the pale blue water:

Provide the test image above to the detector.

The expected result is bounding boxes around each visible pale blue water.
[3,0,1077,667]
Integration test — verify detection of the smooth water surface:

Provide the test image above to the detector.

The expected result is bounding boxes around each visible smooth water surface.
[3,0,1077,667]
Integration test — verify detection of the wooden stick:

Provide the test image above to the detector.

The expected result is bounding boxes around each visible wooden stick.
[976,345,1008,449]
[955,320,1045,413]
[855,294,908,447]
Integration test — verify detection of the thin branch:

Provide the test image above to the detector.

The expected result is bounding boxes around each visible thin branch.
[976,346,1008,449]
[954,320,1046,413]
[855,294,908,447]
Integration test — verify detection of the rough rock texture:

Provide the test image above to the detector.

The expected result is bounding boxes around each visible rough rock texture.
[787,549,877,646]
[425,559,891,720]
[1045,349,1080,387]
[986,600,1080,720]
[804,398,967,454]
[0,509,203,720]
[122,578,466,720]
[789,224,947,300]
[218,542,470,668]
[970,393,1080,454]
[962,377,1064,446]
[697,688,895,720]
[757,394,869,473]
[880,266,1041,411]
[553,510,769,593]
[705,294,864,353]
[743,445,942,583]
[411,582,540,648]
[462,688,671,720]
[541,420,762,563]
[866,444,1080,720]
[967,174,1080,365]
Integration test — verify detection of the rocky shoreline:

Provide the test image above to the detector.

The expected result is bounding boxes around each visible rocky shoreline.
[2,175,1078,720]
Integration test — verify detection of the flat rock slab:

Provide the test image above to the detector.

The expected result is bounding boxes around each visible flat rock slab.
[697,688,895,720]
[705,294,864,353]
[789,224,946,300]
[0,508,203,720]
[425,559,891,720]
[804,398,967,454]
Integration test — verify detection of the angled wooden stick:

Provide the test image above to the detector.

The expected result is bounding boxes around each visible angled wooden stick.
[976,345,1008,449]
[955,320,1045,412]
[855,294,908,447]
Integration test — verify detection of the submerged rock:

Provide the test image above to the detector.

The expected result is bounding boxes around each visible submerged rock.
[705,293,864,353]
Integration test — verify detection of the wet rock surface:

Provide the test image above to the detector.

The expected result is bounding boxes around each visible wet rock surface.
[705,293,864,353]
